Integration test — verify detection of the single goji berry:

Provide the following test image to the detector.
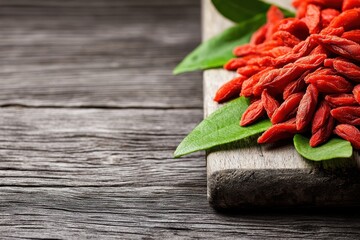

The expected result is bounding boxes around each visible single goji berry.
[265,6,285,40]
[320,26,345,36]
[304,68,337,84]
[334,124,360,149]
[312,100,331,134]
[342,0,360,11]
[262,46,293,58]
[325,94,358,107]
[271,31,301,48]
[237,65,264,77]
[240,68,274,97]
[296,84,319,131]
[275,18,310,40]
[307,75,353,94]
[321,8,340,28]
[257,120,299,144]
[307,0,343,9]
[342,30,360,44]
[261,89,280,119]
[250,24,269,45]
[214,75,248,103]
[302,4,321,34]
[331,58,360,82]
[331,106,360,125]
[233,41,280,57]
[353,84,360,104]
[240,100,266,127]
[328,8,360,31]
[311,34,360,61]
[310,116,335,147]
[295,1,308,19]
[271,92,304,124]
[310,45,329,54]
[247,56,276,67]
[283,71,308,99]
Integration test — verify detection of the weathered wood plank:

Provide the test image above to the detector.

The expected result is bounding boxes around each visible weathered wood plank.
[203,0,360,208]
[1,108,360,239]
[0,0,202,109]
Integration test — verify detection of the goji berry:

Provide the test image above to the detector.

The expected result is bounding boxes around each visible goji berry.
[257,119,299,144]
[311,34,360,61]
[271,31,301,48]
[295,1,308,19]
[296,84,319,131]
[261,89,280,119]
[240,68,273,97]
[283,71,308,99]
[342,0,360,11]
[353,84,360,104]
[312,100,332,134]
[271,92,304,124]
[325,94,358,107]
[321,8,340,28]
[328,8,360,31]
[275,18,310,40]
[266,6,285,40]
[342,30,360,44]
[310,116,335,147]
[263,46,293,58]
[250,24,269,45]
[237,65,264,77]
[334,124,360,149]
[304,67,337,84]
[240,100,265,127]
[306,0,343,9]
[214,75,248,103]
[331,58,360,82]
[331,106,360,125]
[306,75,353,94]
[303,4,322,34]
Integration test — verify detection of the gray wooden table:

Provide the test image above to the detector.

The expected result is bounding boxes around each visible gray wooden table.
[0,1,359,239]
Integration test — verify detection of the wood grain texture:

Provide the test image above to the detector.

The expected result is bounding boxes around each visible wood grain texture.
[1,109,360,239]
[0,0,202,109]
[203,0,360,208]
[1,0,360,239]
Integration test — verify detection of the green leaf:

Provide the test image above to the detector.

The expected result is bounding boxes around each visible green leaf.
[212,0,295,23]
[174,97,272,158]
[173,14,266,75]
[293,134,353,161]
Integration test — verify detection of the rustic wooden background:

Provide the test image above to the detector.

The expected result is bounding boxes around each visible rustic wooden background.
[0,0,359,239]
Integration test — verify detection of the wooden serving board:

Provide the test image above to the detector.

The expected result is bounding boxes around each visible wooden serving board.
[203,0,360,209]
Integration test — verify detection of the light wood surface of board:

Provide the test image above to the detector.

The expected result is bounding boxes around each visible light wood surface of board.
[203,0,360,208]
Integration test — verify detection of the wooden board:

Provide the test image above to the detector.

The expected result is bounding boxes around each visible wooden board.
[203,0,360,209]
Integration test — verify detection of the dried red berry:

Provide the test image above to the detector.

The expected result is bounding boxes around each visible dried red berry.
[214,75,248,103]
[271,92,304,124]
[240,100,265,127]
[325,94,358,107]
[261,89,280,119]
[296,84,319,131]
[331,106,360,125]
[334,124,360,149]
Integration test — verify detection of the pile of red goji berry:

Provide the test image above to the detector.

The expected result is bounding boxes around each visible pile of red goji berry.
[214,0,360,149]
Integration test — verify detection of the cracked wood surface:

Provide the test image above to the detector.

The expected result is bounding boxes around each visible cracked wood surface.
[0,0,360,239]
